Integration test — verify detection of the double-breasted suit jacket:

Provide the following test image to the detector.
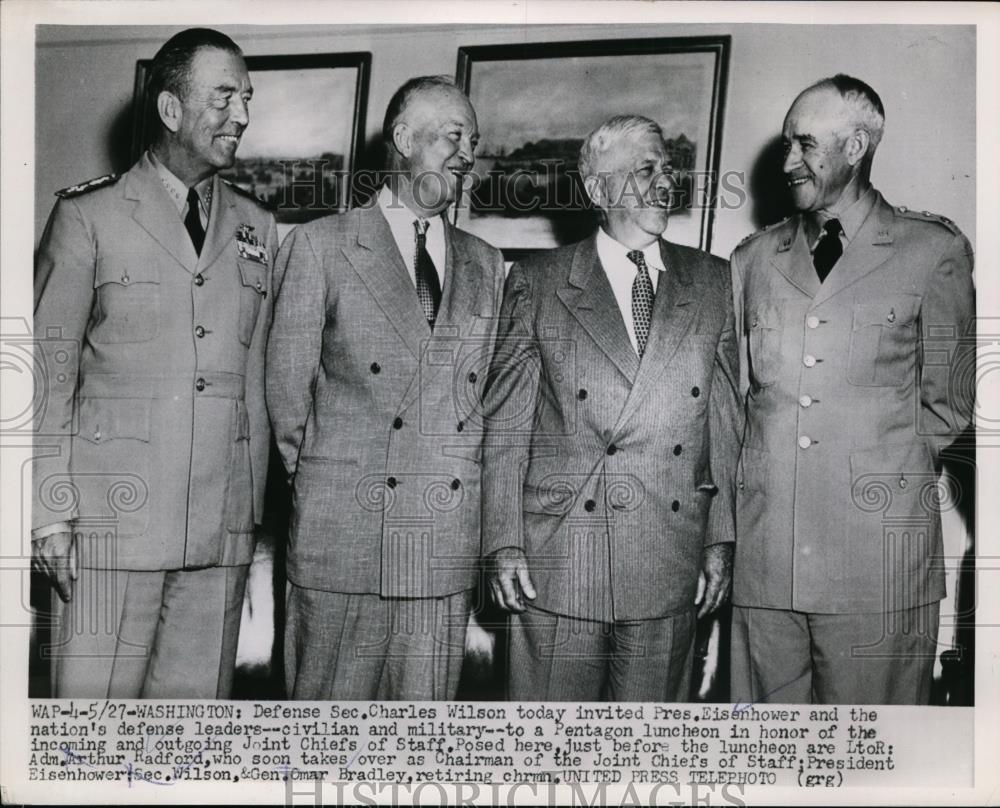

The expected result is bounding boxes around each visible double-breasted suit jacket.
[481,235,741,622]
[33,153,277,571]
[731,191,975,614]
[266,201,506,598]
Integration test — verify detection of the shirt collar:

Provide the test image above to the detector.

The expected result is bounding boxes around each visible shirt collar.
[808,184,876,248]
[596,226,666,273]
[377,184,442,233]
[148,149,213,217]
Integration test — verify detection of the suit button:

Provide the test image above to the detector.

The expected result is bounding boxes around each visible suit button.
[671,500,680,512]
[457,421,464,432]
[577,388,588,400]
[195,325,205,338]
[803,355,816,368]
[392,416,403,430]
[673,444,683,456]
[584,499,596,512]
[691,386,700,397]
[799,395,813,408]
[468,372,477,384]
[806,315,820,329]
[451,478,461,491]
[195,377,206,391]
[387,476,397,489]
[370,362,381,374]
[798,435,812,449]
[194,273,205,286]
[606,444,618,456]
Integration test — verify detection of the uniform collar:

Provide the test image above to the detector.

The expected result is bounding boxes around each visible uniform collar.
[147,149,214,218]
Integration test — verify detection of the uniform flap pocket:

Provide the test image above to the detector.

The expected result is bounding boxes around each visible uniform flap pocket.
[238,260,268,296]
[852,295,920,330]
[849,441,933,477]
[94,257,159,288]
[748,302,783,330]
[77,398,151,443]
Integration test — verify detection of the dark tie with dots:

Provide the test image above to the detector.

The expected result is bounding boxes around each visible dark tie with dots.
[413,219,441,327]
[813,218,843,283]
[184,186,205,256]
[626,249,656,357]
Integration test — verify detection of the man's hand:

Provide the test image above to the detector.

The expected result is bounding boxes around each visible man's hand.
[695,543,733,619]
[31,531,77,602]
[486,547,536,613]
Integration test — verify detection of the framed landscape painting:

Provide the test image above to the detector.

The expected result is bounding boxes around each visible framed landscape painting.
[455,37,730,260]
[132,52,370,226]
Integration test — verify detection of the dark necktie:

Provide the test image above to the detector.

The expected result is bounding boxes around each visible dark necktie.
[413,219,441,327]
[813,218,843,283]
[184,186,205,256]
[626,249,656,357]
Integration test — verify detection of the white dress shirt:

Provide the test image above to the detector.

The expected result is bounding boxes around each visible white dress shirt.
[377,185,446,289]
[595,226,665,355]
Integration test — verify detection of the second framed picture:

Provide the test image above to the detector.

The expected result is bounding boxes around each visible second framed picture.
[455,37,729,260]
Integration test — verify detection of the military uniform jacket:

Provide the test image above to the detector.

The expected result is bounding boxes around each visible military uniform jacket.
[731,191,975,614]
[481,236,741,623]
[266,201,506,598]
[33,153,278,570]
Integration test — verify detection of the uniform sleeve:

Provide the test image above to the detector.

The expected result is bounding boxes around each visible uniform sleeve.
[480,263,539,556]
[32,198,96,531]
[246,213,278,522]
[729,245,750,399]
[265,225,326,481]
[919,230,976,457]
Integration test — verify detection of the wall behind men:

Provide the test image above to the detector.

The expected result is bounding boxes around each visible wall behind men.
[35,22,975,258]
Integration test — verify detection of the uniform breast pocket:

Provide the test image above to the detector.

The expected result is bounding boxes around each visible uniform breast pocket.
[847,294,921,387]
[237,260,268,346]
[746,302,784,387]
[91,260,160,343]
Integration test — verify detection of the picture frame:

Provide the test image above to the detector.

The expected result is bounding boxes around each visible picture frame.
[131,52,371,224]
[455,37,730,260]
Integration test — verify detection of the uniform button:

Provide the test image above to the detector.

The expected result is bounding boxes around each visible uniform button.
[584,499,596,512]
[468,372,477,384]
[370,362,381,374]
[691,386,700,397]
[93,429,102,441]
[606,444,618,456]
[898,476,908,489]
[195,325,205,338]
[451,478,461,491]
[803,355,816,368]
[806,315,820,329]
[799,395,813,408]
[121,274,130,285]
[456,421,464,432]
[195,377,206,391]
[194,273,205,286]
[387,476,397,489]
[671,500,680,512]
[673,444,683,456]
[798,435,812,449]
[392,416,403,429]
[577,389,588,400]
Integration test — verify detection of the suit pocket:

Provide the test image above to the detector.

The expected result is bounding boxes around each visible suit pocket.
[237,260,268,346]
[847,294,921,387]
[224,399,254,533]
[746,302,783,387]
[70,397,152,538]
[91,260,159,343]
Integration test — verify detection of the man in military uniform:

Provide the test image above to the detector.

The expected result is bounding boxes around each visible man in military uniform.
[730,75,975,704]
[32,28,277,698]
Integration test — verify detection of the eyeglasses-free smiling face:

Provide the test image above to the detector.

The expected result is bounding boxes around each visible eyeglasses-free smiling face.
[596,129,674,247]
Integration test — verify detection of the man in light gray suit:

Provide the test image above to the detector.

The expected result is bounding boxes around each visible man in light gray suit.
[267,76,505,700]
[482,115,741,701]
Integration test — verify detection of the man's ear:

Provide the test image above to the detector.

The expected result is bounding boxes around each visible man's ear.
[584,174,605,209]
[391,122,413,160]
[844,128,870,167]
[157,91,182,134]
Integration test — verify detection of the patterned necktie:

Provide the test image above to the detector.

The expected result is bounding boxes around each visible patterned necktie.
[184,186,205,256]
[813,218,843,283]
[626,249,656,357]
[413,219,441,327]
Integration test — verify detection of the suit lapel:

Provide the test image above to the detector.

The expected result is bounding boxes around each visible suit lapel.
[124,154,198,273]
[342,203,431,360]
[556,237,640,383]
[770,220,820,299]
[613,239,697,431]
[813,194,896,305]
